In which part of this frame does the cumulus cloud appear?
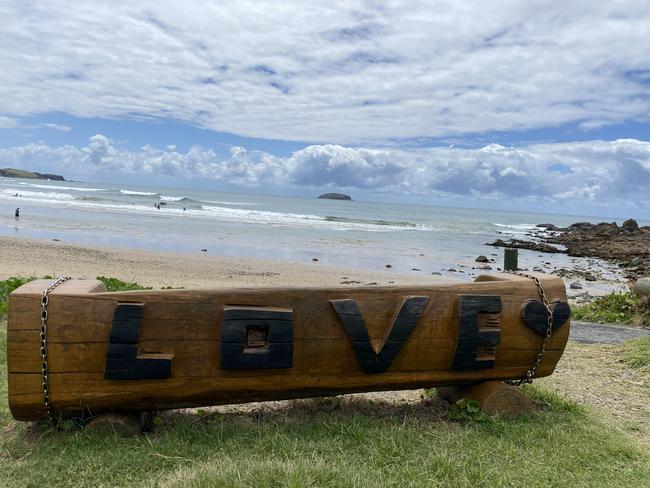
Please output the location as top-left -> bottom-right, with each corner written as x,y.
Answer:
1,1 -> 649,143
2,135 -> 649,212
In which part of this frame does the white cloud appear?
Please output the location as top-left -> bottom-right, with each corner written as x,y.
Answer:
0,116 -> 20,129
1,1 -> 649,143
41,123 -> 72,132
2,135 -> 649,213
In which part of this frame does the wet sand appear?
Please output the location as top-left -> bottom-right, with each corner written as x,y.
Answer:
0,236 -> 458,289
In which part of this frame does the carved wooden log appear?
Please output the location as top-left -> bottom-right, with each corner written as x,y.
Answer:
7,273 -> 570,421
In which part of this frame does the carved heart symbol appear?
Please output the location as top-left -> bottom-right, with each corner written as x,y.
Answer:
521,300 -> 571,336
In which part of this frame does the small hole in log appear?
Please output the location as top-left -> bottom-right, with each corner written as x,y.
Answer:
245,325 -> 269,349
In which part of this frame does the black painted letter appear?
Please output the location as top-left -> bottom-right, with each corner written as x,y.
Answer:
330,296 -> 429,374
220,307 -> 293,370
104,303 -> 172,380
451,295 -> 501,371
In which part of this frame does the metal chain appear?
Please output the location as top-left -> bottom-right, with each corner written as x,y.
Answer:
40,275 -> 71,421
505,271 -> 554,386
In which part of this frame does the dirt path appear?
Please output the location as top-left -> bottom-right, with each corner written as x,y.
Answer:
570,321 -> 650,344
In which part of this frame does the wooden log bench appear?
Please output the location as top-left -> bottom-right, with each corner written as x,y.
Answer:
7,273 -> 570,428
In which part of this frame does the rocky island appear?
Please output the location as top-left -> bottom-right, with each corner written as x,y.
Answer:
0,167 -> 65,181
317,192 -> 352,201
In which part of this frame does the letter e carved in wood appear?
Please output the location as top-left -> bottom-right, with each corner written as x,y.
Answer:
220,306 -> 293,370
330,296 -> 429,374
104,303 -> 173,380
451,295 -> 502,371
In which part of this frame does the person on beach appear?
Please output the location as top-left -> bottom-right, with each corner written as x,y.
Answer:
14,208 -> 19,220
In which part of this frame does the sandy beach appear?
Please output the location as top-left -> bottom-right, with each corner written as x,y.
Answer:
0,235 -> 457,289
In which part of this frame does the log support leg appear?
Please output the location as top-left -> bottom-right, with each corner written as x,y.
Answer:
85,412 -> 146,437
437,380 -> 535,417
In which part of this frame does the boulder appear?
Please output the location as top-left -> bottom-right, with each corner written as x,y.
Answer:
536,223 -> 557,230
475,255 -> 489,263
635,277 -> 650,296
622,218 -> 639,233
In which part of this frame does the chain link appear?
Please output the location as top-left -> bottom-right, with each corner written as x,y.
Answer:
505,271 -> 554,386
40,276 -> 71,421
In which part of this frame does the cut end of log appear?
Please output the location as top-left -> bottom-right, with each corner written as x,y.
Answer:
438,380 -> 536,417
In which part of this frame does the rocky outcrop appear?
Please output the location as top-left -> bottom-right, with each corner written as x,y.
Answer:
542,219 -> 650,278
317,193 -> 352,201
485,238 -> 564,254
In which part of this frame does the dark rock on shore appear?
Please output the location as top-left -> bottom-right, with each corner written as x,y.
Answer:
536,223 -> 558,230
485,238 -> 564,254
317,193 -> 352,201
475,255 -> 489,263
538,218 -> 650,278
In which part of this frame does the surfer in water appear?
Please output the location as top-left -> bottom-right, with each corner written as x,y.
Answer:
15,208 -> 20,220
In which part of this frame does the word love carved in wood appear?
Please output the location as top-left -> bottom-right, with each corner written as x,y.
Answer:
103,295 -> 570,379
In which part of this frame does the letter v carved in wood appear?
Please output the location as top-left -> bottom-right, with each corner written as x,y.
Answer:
330,296 -> 429,374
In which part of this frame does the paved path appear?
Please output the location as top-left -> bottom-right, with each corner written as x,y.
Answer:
570,321 -> 650,344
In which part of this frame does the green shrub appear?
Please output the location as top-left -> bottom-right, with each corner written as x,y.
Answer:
572,292 -> 639,324
0,277 -> 34,317
95,276 -> 151,292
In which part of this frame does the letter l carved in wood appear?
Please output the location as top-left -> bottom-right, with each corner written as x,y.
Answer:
330,296 -> 429,373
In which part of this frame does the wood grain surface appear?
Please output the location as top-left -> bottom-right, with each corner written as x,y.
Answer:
7,273 -> 570,420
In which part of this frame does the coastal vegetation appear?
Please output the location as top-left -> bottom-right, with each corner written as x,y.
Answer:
0,276 -> 648,486
0,167 -> 65,181
572,291 -> 650,327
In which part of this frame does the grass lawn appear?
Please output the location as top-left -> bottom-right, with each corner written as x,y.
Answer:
0,278 -> 649,487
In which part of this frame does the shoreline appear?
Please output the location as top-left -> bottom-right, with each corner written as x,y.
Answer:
0,235 -> 458,289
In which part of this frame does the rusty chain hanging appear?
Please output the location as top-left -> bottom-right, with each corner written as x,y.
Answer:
505,271 -> 555,386
40,276 -> 71,421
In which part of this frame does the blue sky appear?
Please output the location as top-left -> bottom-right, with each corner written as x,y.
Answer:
1,1 -> 650,217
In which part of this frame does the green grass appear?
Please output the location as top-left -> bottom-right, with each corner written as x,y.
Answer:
619,336 -> 650,370
1,279 -> 649,486
572,292 -> 649,326
0,168 -> 39,179
95,276 -> 152,292
0,360 -> 647,487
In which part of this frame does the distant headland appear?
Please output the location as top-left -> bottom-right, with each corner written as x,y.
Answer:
0,168 -> 65,181
317,192 -> 352,201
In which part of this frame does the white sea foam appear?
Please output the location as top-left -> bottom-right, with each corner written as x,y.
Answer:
160,195 -> 188,202
18,182 -> 104,192
119,189 -> 158,196
203,200 -> 256,206
492,223 -> 537,230
199,205 -> 431,231
492,222 -> 539,237
1,188 -> 75,201
0,186 -> 434,232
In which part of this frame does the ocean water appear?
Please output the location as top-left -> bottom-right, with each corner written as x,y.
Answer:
0,177 -> 639,282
